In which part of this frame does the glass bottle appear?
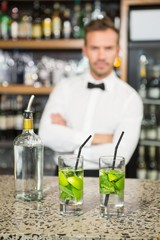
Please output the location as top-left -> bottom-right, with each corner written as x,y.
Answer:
42,7 -> 52,39
156,105 -> 160,141
0,0 -> 10,39
83,3 -> 92,26
62,8 -> 72,39
32,0 -> 42,39
137,145 -> 146,179
14,95 -> 44,201
146,146 -> 158,180
10,7 -> 19,40
91,0 -> 105,20
72,1 -> 84,39
147,65 -> 160,99
145,105 -> 157,140
52,2 -> 61,39
138,54 -> 148,99
18,14 -> 32,39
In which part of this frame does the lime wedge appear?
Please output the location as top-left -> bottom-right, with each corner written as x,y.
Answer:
60,191 -> 69,200
108,173 -> 117,182
72,187 -> 82,201
67,176 -> 83,190
100,169 -> 107,176
59,171 -> 69,186
115,177 -> 124,190
60,185 -> 74,200
108,170 -> 124,181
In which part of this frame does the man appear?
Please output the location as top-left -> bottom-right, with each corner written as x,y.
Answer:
39,16 -> 143,176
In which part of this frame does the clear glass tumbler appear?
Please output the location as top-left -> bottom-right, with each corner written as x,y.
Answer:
58,154 -> 84,216
99,156 -> 125,218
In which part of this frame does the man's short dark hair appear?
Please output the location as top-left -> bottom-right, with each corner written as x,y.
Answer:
84,16 -> 119,44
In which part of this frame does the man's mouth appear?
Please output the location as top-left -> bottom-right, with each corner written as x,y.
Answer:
95,61 -> 107,68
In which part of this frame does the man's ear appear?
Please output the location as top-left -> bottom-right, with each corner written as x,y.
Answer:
117,45 -> 120,57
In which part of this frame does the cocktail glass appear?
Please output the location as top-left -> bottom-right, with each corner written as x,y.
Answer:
99,156 -> 125,218
58,154 -> 84,216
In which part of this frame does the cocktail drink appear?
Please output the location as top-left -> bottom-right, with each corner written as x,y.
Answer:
99,156 -> 125,218
58,155 -> 84,216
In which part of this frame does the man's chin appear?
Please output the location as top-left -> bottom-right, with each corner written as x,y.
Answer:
94,70 -> 109,78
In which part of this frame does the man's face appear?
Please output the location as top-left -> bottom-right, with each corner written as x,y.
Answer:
83,29 -> 119,80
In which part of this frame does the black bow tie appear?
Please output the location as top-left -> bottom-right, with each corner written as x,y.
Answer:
87,82 -> 105,91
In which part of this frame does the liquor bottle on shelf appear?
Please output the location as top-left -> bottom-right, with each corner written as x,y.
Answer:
24,56 -> 38,86
62,8 -> 72,39
52,2 -> 61,39
147,65 -> 160,99
13,95 -> 44,201
72,0 -> 84,39
0,0 -> 10,39
140,104 -> 148,140
140,123 -> 146,140
18,14 -> 32,39
114,15 -> 120,30
156,105 -> 160,141
10,7 -> 19,40
146,146 -> 158,180
0,51 -> 11,85
138,54 -> 148,99
145,105 -> 157,140
32,0 -> 42,39
42,7 -> 52,39
83,3 -> 92,26
137,145 -> 147,179
16,55 -> 25,84
91,0 -> 105,20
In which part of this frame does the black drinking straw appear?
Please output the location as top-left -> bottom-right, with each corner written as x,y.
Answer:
75,135 -> 92,170
104,131 -> 125,206
112,131 -> 124,170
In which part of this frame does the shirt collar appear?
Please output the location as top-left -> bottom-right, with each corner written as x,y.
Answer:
84,70 -> 118,92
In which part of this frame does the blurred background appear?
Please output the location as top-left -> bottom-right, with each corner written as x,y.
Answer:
0,0 -> 160,179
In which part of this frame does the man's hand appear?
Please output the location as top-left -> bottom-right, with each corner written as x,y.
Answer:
50,113 -> 67,126
92,134 -> 113,145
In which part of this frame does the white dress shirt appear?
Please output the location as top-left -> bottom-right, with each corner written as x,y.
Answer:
39,70 -> 143,169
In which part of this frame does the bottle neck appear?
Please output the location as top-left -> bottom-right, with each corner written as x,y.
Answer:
23,118 -> 33,131
23,111 -> 34,131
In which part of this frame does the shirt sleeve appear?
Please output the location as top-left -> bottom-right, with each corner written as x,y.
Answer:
38,80 -> 92,152
80,92 -> 143,166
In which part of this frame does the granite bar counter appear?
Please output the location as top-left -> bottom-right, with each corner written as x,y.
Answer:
0,176 -> 159,240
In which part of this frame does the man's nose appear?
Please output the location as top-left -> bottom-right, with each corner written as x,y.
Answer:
98,49 -> 106,59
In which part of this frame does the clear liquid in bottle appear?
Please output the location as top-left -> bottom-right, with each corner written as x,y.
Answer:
13,95 -> 44,201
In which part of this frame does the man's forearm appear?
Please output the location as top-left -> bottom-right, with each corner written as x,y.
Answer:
50,114 -> 113,146
91,134 -> 113,145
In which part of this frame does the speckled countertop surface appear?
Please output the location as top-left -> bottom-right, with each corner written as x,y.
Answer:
0,176 -> 159,240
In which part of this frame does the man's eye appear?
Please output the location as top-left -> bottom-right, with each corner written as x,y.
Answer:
105,47 -> 113,51
91,47 -> 98,50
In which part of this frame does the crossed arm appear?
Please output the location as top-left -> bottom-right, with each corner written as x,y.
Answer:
50,113 -> 113,145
